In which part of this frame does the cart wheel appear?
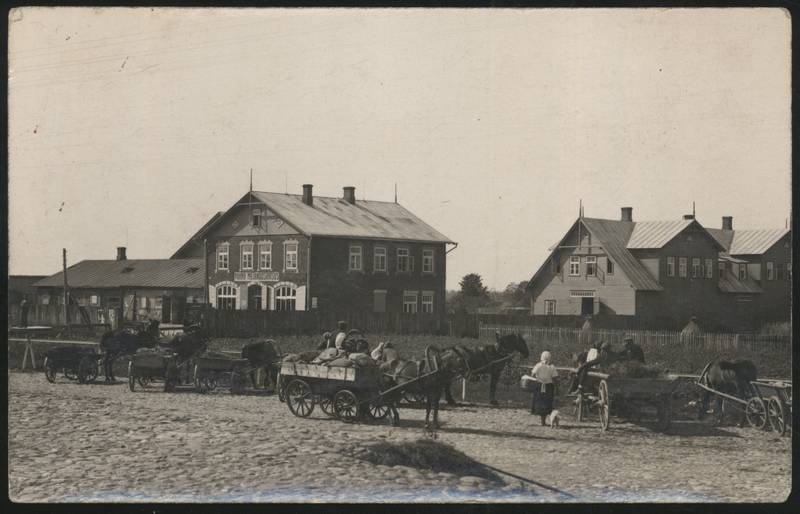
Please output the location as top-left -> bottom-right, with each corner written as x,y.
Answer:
77,356 -> 98,384
656,401 -> 672,432
318,396 -> 338,418
365,400 -> 391,421
745,397 -> 767,429
333,390 -> 360,422
402,391 -> 425,407
137,377 -> 152,388
286,379 -> 315,417
277,374 -> 286,402
767,396 -> 786,436
598,380 -> 610,431
44,357 -> 57,383
128,361 -> 136,392
64,368 -> 78,381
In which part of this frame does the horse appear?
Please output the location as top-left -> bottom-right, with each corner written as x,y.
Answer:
241,340 -> 281,389
379,345 -> 465,429
698,358 -> 758,426
99,319 -> 160,382
442,332 -> 530,406
158,324 -> 210,384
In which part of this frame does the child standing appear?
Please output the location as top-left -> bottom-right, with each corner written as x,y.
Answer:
530,351 -> 559,426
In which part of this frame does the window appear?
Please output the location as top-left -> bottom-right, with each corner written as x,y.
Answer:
240,242 -> 254,270
373,290 -> 387,313
40,294 -> 50,305
216,284 -> 237,310
373,246 -> 387,273
217,243 -> 229,271
570,290 -> 595,298
776,263 -> 784,281
606,259 -> 614,275
422,249 -> 434,274
585,256 -> 597,276
705,259 -> 713,279
397,248 -> 411,273
666,257 -> 675,277
421,291 -> 434,313
90,295 -> 99,306
186,296 -> 195,304
349,245 -> 363,271
284,242 -> 298,271
739,264 -> 747,280
718,261 -> 726,278
678,257 -> 688,278
569,256 -> 580,276
251,208 -> 262,227
258,241 -> 272,270
691,258 -> 702,278
139,297 -> 148,309
402,291 -> 418,313
275,285 -> 296,311
544,300 -> 556,315
766,261 -> 774,281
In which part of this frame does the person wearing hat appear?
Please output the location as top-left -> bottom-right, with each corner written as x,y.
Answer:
334,321 -> 348,350
622,334 -> 645,363
317,331 -> 334,350
530,351 -> 559,426
371,341 -> 400,364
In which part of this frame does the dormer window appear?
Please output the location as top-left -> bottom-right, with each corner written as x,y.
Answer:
252,208 -> 263,228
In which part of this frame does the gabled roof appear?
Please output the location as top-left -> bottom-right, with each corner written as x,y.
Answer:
34,259 -> 204,289
705,228 -> 789,255
718,270 -> 764,294
251,192 -> 453,243
171,211 -> 225,258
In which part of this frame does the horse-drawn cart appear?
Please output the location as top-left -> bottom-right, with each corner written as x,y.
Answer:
278,362 -> 395,423
572,370 -> 680,432
751,380 -> 792,436
128,350 -> 180,392
192,354 -> 255,394
43,346 -> 103,384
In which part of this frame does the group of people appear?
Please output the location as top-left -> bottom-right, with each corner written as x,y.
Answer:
526,334 -> 644,427
315,320 -> 399,364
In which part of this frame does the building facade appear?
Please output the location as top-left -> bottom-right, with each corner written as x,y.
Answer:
527,208 -> 790,331
172,185 -> 453,318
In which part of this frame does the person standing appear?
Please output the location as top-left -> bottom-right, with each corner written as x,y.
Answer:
530,351 -> 559,426
20,297 -> 29,328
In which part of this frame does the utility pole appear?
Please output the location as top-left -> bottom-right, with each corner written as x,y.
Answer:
62,248 -> 70,333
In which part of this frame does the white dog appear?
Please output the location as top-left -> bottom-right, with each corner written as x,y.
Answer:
547,410 -> 561,428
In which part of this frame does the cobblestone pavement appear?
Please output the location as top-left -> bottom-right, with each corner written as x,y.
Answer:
8,371 -> 791,503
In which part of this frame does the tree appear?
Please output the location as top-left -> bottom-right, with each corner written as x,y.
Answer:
503,281 -> 529,307
459,273 -> 489,298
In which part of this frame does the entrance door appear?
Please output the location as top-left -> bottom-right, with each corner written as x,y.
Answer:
581,297 -> 594,316
161,296 -> 171,323
248,284 -> 262,311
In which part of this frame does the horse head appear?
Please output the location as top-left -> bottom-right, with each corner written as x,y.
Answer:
496,332 -> 529,359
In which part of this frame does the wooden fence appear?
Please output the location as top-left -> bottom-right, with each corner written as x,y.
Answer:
8,304 -> 109,328
479,323 -> 792,354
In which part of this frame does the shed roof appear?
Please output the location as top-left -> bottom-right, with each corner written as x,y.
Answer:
250,192 -> 453,243
718,270 -> 764,294
34,259 -> 205,289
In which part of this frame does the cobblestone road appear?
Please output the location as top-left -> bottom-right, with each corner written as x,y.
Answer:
8,371 -> 791,503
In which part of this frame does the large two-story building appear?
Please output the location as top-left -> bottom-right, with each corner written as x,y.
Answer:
172,185 -> 455,317
526,207 -> 790,331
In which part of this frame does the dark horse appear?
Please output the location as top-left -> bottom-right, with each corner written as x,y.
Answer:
99,319 -> 161,382
380,346 -> 466,429
443,332 -> 530,406
698,358 -> 758,426
241,340 -> 281,389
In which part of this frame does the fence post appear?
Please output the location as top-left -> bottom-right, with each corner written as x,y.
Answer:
462,378 -> 466,401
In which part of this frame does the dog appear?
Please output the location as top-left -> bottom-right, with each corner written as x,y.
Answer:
547,410 -> 561,428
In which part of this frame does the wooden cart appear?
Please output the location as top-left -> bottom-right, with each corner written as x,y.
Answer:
43,346 -> 102,384
128,350 -> 180,392
750,379 -> 792,436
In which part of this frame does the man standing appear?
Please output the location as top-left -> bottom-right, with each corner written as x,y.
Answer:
20,297 -> 29,328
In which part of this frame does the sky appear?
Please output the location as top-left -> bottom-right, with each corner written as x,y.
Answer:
8,8 -> 791,290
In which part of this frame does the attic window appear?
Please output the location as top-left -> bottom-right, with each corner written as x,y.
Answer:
121,267 -> 134,273
186,267 -> 200,274
252,208 -> 262,227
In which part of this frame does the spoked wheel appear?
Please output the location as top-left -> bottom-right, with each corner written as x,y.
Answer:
77,356 -> 99,384
128,361 -> 136,392
137,377 -> 152,388
44,357 -> 58,383
365,399 -> 392,422
277,374 -> 286,402
767,396 -> 787,436
318,395 -> 338,418
286,379 -> 315,417
333,390 -> 360,422
745,397 -> 768,430
598,380 -> 610,431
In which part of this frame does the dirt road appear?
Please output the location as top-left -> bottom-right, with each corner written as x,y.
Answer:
8,371 -> 790,503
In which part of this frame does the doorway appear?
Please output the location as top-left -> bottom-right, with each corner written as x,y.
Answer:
248,284 -> 263,311
581,297 -> 594,316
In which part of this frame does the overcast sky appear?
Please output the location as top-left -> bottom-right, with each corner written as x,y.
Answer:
8,8 -> 791,290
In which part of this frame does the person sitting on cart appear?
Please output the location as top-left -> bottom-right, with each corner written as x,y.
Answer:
370,341 -> 400,364
530,351 -> 559,426
317,331 -> 334,350
334,321 -> 348,350
568,340 -> 605,394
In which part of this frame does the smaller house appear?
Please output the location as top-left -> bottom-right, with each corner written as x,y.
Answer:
33,247 -> 204,327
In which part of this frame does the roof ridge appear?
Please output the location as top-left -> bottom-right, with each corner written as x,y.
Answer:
254,190 -> 398,205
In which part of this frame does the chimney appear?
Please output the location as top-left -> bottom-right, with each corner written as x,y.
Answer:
620,207 -> 633,222
343,186 -> 356,204
722,216 -> 733,231
302,184 -> 313,206
116,247 -> 127,261
683,214 -> 694,220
